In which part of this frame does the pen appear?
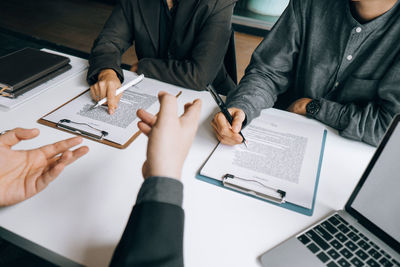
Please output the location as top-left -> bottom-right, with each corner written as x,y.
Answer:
206,84 -> 248,147
90,74 -> 145,110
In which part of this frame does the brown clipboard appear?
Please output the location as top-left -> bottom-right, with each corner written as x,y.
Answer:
38,89 -> 182,149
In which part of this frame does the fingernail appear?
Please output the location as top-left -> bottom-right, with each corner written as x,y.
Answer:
109,108 -> 115,115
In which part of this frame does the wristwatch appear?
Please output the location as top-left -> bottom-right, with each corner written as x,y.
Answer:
306,99 -> 321,118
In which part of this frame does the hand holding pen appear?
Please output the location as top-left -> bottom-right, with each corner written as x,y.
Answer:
90,74 -> 144,113
207,85 -> 248,147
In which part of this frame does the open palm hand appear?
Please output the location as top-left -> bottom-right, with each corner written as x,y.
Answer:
0,128 -> 88,206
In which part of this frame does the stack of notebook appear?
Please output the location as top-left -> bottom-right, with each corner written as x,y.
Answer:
0,48 -> 71,98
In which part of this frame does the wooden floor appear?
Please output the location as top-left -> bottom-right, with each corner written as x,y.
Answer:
0,0 -> 262,81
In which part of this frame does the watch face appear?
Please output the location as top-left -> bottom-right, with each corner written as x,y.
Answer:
306,100 -> 321,117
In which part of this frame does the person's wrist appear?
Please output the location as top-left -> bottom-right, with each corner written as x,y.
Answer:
144,173 -> 180,181
143,164 -> 182,181
145,169 -> 181,180
98,69 -> 117,80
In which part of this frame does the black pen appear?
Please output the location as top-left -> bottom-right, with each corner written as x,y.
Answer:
206,84 -> 248,147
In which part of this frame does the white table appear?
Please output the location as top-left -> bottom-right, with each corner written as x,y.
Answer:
0,71 -> 376,267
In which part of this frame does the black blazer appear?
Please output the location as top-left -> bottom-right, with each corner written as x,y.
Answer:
110,201 -> 184,267
88,0 -> 237,95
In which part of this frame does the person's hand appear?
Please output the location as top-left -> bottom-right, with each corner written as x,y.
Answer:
130,62 -> 138,73
287,98 -> 312,115
90,69 -> 122,115
137,92 -> 202,179
0,128 -> 89,206
211,108 -> 246,146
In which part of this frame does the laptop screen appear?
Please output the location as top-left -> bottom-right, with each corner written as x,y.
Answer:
346,115 -> 400,253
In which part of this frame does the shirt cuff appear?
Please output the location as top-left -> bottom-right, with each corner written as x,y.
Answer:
226,101 -> 252,126
136,176 -> 183,207
314,98 -> 346,130
225,84 -> 275,126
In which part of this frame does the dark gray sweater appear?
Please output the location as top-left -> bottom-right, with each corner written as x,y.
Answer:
227,0 -> 400,146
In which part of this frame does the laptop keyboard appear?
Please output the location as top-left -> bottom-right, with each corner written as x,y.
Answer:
297,214 -> 399,267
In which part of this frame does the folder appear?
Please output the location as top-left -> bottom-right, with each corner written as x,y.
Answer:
0,49 -> 88,111
0,48 -> 71,98
196,109 -> 327,216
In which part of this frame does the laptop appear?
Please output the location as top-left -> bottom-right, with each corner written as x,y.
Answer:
261,115 -> 400,267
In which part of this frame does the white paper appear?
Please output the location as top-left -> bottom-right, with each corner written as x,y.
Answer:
43,70 -> 182,145
0,49 -> 88,111
200,109 -> 325,209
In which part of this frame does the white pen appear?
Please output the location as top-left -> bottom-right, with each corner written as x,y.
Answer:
89,74 -> 145,110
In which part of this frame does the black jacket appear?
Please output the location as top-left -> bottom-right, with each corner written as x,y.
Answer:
87,0 -> 237,95
110,202 -> 184,267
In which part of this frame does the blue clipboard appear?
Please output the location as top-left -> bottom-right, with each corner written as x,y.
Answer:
196,130 -> 327,216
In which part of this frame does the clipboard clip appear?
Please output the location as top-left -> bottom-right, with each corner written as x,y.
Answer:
56,119 -> 108,140
222,174 -> 286,204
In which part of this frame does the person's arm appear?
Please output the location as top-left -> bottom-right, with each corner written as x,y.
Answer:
314,57 -> 400,146
225,0 -> 301,123
110,92 -> 202,267
87,0 -> 134,85
212,0 -> 301,145
109,177 -> 184,267
86,0 -> 134,114
0,128 -> 88,206
137,0 -> 236,90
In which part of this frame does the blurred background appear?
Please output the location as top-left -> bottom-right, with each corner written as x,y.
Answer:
0,0 -> 288,81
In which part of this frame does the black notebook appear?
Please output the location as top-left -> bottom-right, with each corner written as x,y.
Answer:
0,48 -> 71,98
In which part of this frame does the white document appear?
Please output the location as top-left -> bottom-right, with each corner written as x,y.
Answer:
200,109 -> 326,209
0,49 -> 88,111
42,70 -> 182,145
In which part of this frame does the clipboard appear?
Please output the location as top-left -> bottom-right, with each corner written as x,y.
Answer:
196,130 -> 327,216
38,89 -> 140,149
38,89 -> 182,149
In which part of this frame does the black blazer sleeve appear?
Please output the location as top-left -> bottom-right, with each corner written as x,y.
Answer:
137,0 -> 236,90
87,0 -> 134,85
109,202 -> 184,267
